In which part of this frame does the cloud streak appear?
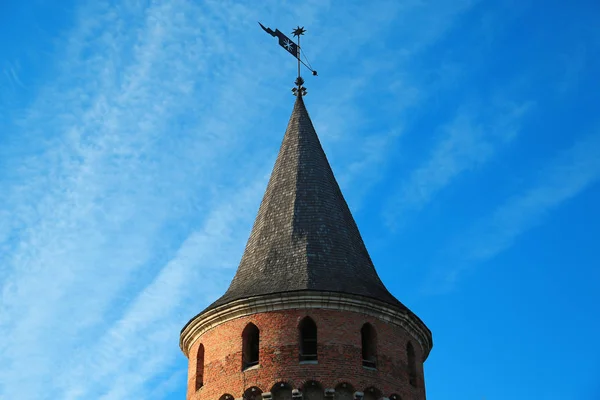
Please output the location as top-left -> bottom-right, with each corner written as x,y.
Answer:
0,0 -> 486,398
384,98 -> 533,229
0,1 -> 278,398
55,177 -> 268,400
466,131 -> 600,261
435,130 -> 600,291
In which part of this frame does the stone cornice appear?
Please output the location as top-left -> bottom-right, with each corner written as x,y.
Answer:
180,291 -> 432,360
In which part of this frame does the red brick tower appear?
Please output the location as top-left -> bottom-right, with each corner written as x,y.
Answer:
180,93 -> 433,400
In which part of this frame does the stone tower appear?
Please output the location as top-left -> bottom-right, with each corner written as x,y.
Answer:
180,94 -> 433,400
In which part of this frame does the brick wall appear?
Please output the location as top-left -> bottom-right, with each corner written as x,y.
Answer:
186,308 -> 426,400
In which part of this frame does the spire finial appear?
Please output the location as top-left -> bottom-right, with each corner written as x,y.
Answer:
258,22 -> 317,96
292,26 -> 307,97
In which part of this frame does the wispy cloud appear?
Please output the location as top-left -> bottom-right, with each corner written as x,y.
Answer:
0,0 -> 485,398
0,0 -> 280,398
55,177 -> 268,400
384,98 -> 533,229
430,130 -> 600,292
310,0 -> 481,212
2,60 -> 26,90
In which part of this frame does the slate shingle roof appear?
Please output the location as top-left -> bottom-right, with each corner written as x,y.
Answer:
200,94 -> 408,313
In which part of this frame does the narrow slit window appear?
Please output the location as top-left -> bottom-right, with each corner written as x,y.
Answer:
361,323 -> 377,369
407,341 -> 417,387
196,344 -> 204,390
242,323 -> 260,370
299,316 -> 318,361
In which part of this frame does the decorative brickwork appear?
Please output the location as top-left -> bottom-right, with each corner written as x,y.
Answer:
186,308 -> 426,400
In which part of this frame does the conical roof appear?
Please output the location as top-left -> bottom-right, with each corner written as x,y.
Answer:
204,94 -> 406,312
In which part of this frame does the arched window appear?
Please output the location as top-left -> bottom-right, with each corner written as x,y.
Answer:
242,323 -> 260,370
271,381 -> 293,400
407,341 -> 417,387
195,343 -> 204,390
244,387 -> 263,400
361,323 -> 377,368
363,387 -> 382,400
333,382 -> 354,400
302,380 -> 324,400
299,316 -> 318,361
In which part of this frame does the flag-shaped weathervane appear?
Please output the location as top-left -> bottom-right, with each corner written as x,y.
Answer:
259,22 -> 318,96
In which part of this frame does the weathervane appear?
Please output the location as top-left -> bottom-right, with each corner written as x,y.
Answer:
258,22 -> 318,96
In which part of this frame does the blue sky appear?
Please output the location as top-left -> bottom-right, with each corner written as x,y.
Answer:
1,0 -> 599,399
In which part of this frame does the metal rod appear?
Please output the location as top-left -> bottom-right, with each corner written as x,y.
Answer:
297,34 -> 301,85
